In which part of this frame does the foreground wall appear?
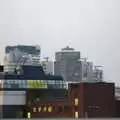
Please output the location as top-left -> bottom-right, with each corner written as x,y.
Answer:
68,82 -> 116,118
115,100 -> 120,117
0,91 -> 26,118
26,89 -> 69,118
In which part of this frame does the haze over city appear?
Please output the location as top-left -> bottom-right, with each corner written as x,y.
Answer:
0,0 -> 120,86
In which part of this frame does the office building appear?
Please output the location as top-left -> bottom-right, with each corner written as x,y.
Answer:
4,45 -> 41,73
54,46 -> 82,82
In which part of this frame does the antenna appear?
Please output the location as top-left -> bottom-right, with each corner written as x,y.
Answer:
68,40 -> 72,47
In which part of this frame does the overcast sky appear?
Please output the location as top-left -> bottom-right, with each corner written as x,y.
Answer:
0,0 -> 120,86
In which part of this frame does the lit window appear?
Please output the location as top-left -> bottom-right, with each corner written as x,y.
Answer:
75,111 -> 79,118
33,107 -> 37,112
38,107 -> 41,112
43,106 -> 47,112
48,106 -> 52,112
74,98 -> 79,106
27,112 -> 31,119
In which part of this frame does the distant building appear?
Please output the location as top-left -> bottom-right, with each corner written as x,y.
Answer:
92,66 -> 103,82
54,46 -> 82,82
4,45 -> 41,73
41,58 -> 54,75
81,59 -> 93,82
54,46 -> 103,83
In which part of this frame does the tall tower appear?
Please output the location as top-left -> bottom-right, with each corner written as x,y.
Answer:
54,46 -> 81,82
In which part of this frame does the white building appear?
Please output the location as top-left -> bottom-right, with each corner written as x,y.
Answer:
81,58 -> 93,82
41,60 -> 54,75
92,66 -> 103,82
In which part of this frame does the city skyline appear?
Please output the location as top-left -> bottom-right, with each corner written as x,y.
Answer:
0,0 -> 120,86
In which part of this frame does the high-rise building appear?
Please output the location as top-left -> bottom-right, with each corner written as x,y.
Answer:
54,46 -> 82,82
4,45 -> 41,73
54,46 -> 103,83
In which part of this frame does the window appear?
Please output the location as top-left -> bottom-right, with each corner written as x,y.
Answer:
48,106 -> 52,112
63,106 -> 69,112
14,80 -> 18,84
75,111 -> 79,118
7,80 -> 10,84
33,107 -> 37,112
7,84 -> 11,88
58,106 -> 62,113
43,106 -> 47,112
10,80 -> 14,84
74,98 -> 79,106
38,107 -> 41,112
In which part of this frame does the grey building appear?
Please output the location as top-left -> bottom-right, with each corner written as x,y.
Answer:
54,46 -> 103,83
4,45 -> 41,73
54,46 -> 82,82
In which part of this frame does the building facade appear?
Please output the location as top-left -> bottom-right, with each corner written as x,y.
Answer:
54,46 -> 103,83
0,64 -> 119,118
0,65 -> 67,118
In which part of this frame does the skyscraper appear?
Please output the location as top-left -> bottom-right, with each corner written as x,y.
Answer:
54,46 -> 103,83
54,46 -> 82,82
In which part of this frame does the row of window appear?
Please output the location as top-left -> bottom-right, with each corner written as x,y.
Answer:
32,106 -> 53,113
2,79 -> 67,89
32,106 -> 69,113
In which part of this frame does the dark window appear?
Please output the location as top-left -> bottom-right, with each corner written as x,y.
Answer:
58,106 -> 62,113
71,84 -> 79,88
63,106 -> 69,112
74,106 -> 79,111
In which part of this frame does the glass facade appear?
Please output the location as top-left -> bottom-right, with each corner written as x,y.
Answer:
3,79 -> 67,89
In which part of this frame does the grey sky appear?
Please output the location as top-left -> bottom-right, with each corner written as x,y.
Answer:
0,0 -> 120,86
